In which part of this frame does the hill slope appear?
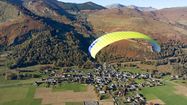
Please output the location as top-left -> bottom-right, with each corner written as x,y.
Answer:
0,0 -> 187,67
0,0 -> 95,67
155,7 -> 187,35
86,8 -> 187,61
87,8 -> 187,41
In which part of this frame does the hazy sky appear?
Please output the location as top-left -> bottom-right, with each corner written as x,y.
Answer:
58,0 -> 187,9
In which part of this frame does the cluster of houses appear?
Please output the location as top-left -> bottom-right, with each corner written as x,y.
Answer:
34,65 -> 165,105
92,66 -> 164,104
126,93 -> 146,105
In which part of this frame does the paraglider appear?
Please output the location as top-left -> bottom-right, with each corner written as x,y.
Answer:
88,31 -> 161,59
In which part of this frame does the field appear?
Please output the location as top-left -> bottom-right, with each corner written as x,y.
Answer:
65,102 -> 83,105
173,80 -> 187,86
1,77 -> 187,105
0,62 -> 41,105
35,85 -> 98,105
140,82 -> 187,105
0,82 -> 94,105
0,82 -> 92,105
0,86 -> 41,105
53,82 -> 87,92
120,67 -> 148,73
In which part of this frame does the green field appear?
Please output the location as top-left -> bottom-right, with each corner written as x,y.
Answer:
65,102 -> 83,105
0,81 -> 87,105
120,67 -> 148,73
0,86 -> 41,105
0,86 -> 28,104
53,82 -> 87,92
0,56 -> 43,105
173,80 -> 187,86
1,79 -> 187,105
140,82 -> 187,105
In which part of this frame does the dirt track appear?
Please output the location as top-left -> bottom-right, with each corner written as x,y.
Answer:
147,99 -> 165,105
175,84 -> 187,97
99,99 -> 114,105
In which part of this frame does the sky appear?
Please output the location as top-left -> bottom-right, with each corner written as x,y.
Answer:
58,0 -> 187,9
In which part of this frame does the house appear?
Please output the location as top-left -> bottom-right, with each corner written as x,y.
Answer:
99,91 -> 106,94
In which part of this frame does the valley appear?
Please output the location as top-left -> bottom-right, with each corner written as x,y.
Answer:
0,0 -> 187,105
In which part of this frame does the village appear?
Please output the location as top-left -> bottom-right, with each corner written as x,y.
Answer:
33,63 -> 168,105
1,40 -> 187,105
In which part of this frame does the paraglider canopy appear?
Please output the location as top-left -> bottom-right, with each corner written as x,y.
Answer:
88,31 -> 161,59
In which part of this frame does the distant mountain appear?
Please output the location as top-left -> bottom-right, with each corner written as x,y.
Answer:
87,7 -> 187,41
57,1 -> 106,12
106,4 -> 126,9
106,4 -> 156,11
155,7 -> 187,36
156,7 -> 187,24
128,5 -> 156,11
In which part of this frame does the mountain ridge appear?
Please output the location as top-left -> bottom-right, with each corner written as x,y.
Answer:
106,3 -> 156,11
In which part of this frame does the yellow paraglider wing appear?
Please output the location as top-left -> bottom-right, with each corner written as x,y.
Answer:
88,31 -> 161,59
